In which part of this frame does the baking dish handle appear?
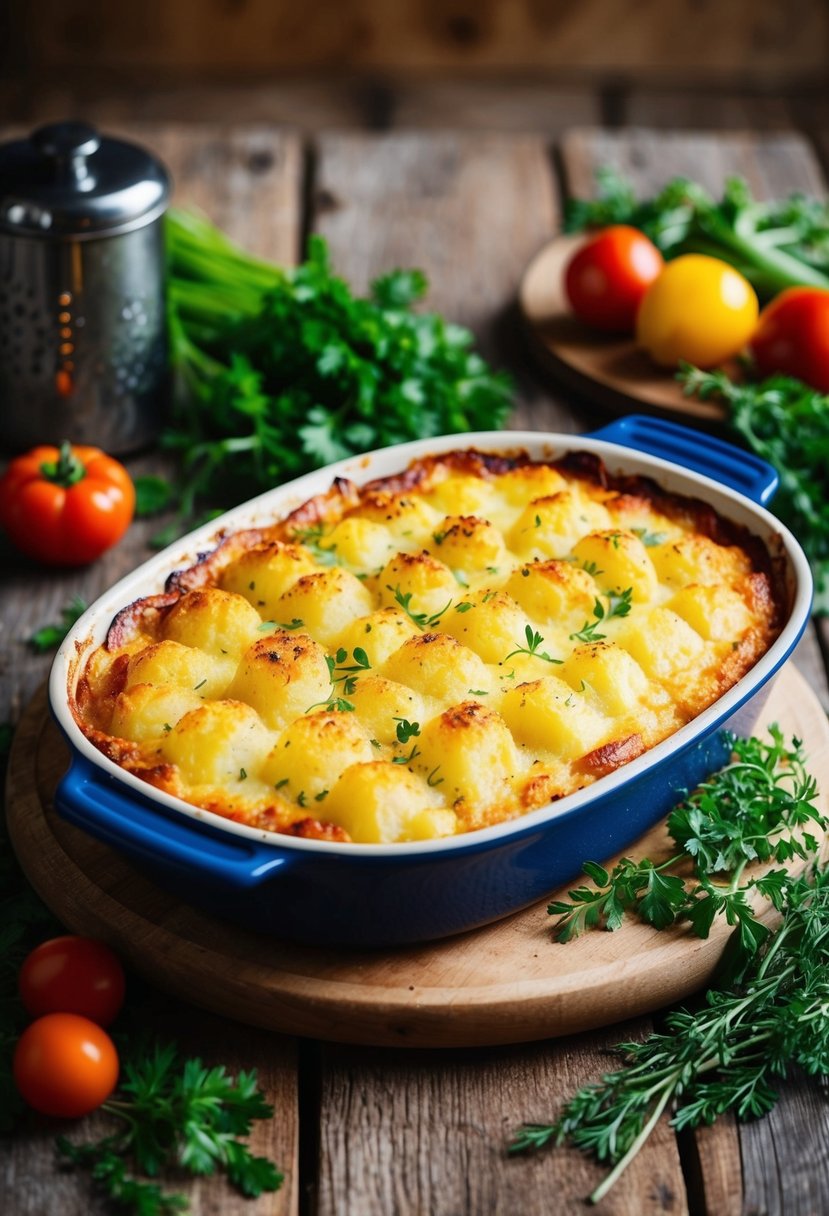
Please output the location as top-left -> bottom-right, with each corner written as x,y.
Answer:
586,414 -> 778,506
55,756 -> 291,890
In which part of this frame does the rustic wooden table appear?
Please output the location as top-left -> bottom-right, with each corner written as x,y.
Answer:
3,122 -> 829,1216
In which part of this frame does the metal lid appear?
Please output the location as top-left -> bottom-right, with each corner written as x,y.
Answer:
0,121 -> 172,238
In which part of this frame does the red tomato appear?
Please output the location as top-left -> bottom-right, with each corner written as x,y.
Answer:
0,441 -> 135,566
564,225 -> 664,333
19,936 -> 125,1027
749,287 -> 829,392
13,1013 -> 119,1118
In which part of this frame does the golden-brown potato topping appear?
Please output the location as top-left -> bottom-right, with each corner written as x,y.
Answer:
75,447 -> 783,844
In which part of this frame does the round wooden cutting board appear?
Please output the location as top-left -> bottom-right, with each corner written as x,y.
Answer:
519,234 -> 729,422
7,665 -> 827,1049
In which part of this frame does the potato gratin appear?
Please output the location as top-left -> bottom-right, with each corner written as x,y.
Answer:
73,449 -> 783,844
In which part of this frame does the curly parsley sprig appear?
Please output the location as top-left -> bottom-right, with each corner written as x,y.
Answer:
548,727 -> 824,956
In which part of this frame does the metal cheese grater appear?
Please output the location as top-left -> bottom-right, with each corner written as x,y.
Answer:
0,121 -> 172,454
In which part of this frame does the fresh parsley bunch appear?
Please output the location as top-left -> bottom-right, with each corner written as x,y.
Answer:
548,726 -> 824,957
160,210 -> 513,531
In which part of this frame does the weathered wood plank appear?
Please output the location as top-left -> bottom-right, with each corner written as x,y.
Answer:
0,124 -> 305,1216
12,76 -> 378,132
16,0 -> 829,80
314,1027 -> 689,1216
620,89 -> 797,131
310,131 -> 583,433
560,127 -> 827,202
561,125 -> 829,1216
4,1013 -> 299,1216
391,79 -> 600,133
739,1075 -> 829,1216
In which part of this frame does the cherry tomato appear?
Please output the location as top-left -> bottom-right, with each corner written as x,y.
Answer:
636,254 -> 758,368
0,441 -> 135,566
19,936 -> 126,1027
13,1013 -> 119,1118
564,225 -> 664,333
749,287 -> 829,392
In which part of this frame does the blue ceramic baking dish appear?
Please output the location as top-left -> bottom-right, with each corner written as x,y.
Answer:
50,416 -> 813,947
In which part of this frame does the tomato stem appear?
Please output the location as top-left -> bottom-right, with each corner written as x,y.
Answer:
39,441 -> 87,488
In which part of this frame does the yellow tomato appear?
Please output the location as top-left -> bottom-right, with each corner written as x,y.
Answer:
636,254 -> 759,368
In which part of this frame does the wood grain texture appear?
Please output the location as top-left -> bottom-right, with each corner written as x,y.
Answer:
0,123 -> 305,1216
314,1025 -> 690,1216
560,126 -> 827,204
310,130 -> 581,433
2,1010 -> 299,1216
14,0 -> 829,79
738,1074 -> 829,1216
12,76 -> 380,132
391,78 -> 600,132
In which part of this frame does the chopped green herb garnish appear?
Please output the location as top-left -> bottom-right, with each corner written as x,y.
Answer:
389,584 -> 453,629
393,718 -> 421,745
504,625 -> 561,665
569,588 -> 633,644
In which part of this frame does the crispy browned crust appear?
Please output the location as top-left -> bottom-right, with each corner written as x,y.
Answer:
576,733 -> 646,778
92,448 -> 788,648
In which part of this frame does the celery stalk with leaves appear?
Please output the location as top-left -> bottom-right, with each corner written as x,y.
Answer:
160,210 -> 513,532
566,169 -> 829,299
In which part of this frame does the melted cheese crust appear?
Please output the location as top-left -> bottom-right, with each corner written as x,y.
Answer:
74,449 -> 783,845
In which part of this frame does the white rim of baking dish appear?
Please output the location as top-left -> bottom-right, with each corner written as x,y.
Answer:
50,428 -> 814,858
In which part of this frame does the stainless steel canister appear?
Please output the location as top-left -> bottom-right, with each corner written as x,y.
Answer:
0,121 -> 172,453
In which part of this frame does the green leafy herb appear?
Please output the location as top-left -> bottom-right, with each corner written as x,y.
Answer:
548,727 -> 823,952
512,730 -> 829,1200
632,527 -> 666,548
679,363 -> 829,612
289,524 -> 340,567
258,618 -> 304,631
504,625 -> 561,665
389,584 -> 453,629
27,595 -> 87,653
57,1044 -> 282,1214
163,210 -> 513,530
566,169 -> 829,299
512,864 -> 829,1203
427,766 -> 444,787
133,475 -> 174,518
569,588 -> 633,644
393,718 -> 421,745
392,745 -> 422,767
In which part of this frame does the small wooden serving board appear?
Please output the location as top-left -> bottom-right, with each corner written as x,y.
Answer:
519,234 -> 729,422
7,665 -> 827,1049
